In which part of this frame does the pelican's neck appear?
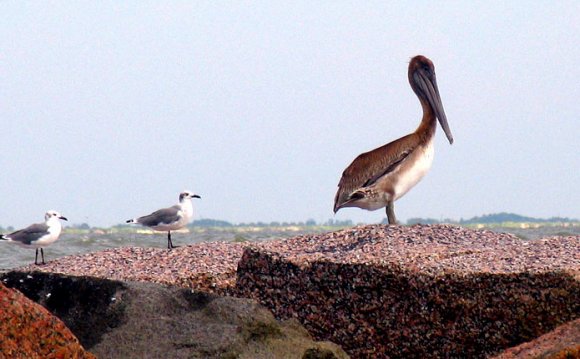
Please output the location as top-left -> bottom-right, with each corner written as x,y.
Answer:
415,98 -> 437,143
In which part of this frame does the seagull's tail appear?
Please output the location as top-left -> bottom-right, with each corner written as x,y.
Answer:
0,234 -> 7,241
126,219 -> 137,224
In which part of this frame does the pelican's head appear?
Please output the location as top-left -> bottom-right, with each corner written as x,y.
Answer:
45,210 -> 68,221
409,55 -> 453,144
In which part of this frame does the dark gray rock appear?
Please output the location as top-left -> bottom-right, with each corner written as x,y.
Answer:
1,271 -> 348,359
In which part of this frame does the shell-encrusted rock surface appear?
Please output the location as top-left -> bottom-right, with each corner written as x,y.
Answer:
17,241 -> 245,294
235,224 -> 579,358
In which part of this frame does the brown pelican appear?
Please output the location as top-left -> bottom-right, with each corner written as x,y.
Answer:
333,55 -> 453,224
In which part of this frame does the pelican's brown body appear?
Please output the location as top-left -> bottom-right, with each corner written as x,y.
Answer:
333,55 -> 453,224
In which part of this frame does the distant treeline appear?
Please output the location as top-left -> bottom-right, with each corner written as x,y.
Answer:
2,213 -> 577,232
406,212 -> 579,225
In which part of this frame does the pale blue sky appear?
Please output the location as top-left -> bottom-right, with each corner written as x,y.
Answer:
1,2 -> 579,227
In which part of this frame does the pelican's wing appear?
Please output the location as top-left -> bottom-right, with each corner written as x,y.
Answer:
334,133 -> 421,211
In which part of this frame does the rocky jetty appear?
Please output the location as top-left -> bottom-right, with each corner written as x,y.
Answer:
3,224 -> 579,358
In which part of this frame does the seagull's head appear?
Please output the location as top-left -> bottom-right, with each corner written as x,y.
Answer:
179,191 -> 201,202
45,210 -> 68,221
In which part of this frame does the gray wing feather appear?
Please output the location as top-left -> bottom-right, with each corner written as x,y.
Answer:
137,205 -> 181,227
7,223 -> 50,245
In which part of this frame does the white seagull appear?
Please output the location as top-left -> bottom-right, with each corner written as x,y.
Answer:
126,191 -> 201,249
0,210 -> 68,265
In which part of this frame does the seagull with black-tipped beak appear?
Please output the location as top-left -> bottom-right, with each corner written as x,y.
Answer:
126,191 -> 201,249
0,210 -> 68,265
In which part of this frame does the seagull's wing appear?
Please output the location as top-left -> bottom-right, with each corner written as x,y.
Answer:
6,223 -> 50,245
137,205 -> 181,227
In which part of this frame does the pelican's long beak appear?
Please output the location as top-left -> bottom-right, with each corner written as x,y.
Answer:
415,72 -> 454,144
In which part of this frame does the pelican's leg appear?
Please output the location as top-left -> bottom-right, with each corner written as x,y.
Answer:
35,248 -> 39,265
386,201 -> 397,225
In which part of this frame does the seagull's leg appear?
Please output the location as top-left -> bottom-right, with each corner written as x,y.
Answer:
168,231 -> 180,249
35,248 -> 39,265
41,248 -> 45,265
386,201 -> 397,225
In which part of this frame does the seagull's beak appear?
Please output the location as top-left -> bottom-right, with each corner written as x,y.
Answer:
60,216 -> 68,221
193,194 -> 201,199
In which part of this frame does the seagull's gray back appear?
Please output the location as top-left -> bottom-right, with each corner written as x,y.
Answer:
6,222 -> 50,245
137,205 -> 181,227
